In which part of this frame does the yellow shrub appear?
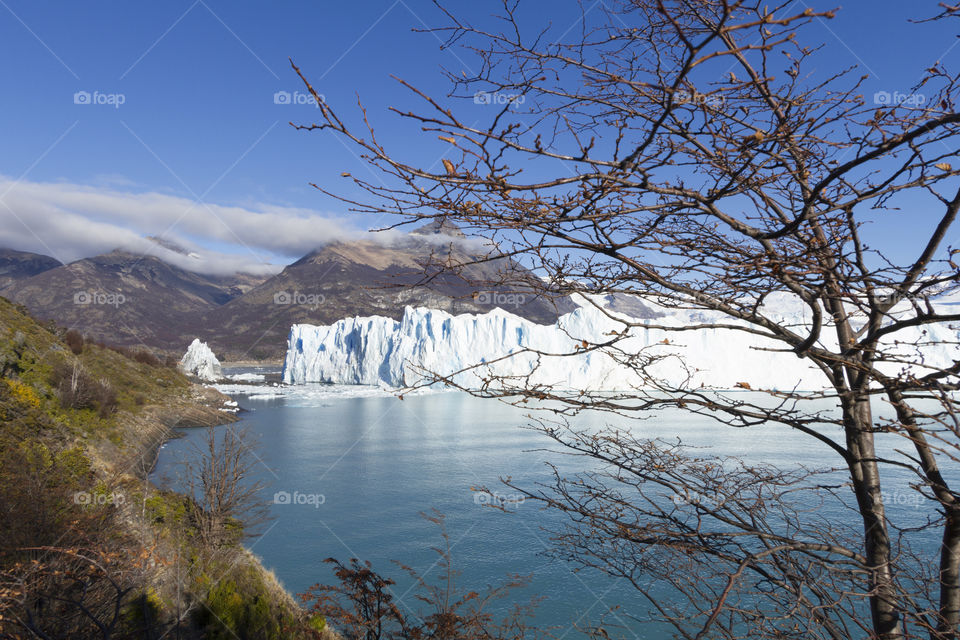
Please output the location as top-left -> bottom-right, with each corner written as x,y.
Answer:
5,378 -> 40,408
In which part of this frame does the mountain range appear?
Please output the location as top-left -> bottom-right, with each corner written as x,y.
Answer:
0,222 -> 568,360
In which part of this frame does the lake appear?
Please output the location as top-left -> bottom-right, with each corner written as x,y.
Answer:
152,374 -> 937,638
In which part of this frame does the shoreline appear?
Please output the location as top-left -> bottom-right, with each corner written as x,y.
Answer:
129,383 -> 240,481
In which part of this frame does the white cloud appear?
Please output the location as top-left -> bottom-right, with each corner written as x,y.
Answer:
0,176 -> 371,275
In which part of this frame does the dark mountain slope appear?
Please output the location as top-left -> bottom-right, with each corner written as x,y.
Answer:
3,250 -> 263,350
0,248 -> 62,291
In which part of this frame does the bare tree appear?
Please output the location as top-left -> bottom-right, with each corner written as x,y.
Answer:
290,1 -> 960,638
182,426 -> 269,549
0,545 -> 154,640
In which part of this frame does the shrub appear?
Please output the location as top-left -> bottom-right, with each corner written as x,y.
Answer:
124,589 -> 165,636
0,442 -> 95,552
50,361 -> 118,417
144,492 -> 189,529
4,379 -> 41,408
195,566 -> 287,640
88,340 -> 165,368
133,350 -> 162,367
51,361 -> 95,411
108,345 -> 133,359
63,329 -> 84,355
93,380 -> 118,418
1,331 -> 27,378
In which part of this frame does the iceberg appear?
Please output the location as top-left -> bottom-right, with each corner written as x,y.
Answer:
281,295 -> 960,391
226,373 -> 267,383
179,338 -> 223,382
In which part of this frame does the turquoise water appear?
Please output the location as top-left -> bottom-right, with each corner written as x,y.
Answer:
152,381 -> 936,637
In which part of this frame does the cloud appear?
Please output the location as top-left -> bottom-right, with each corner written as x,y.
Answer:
0,176 -> 371,275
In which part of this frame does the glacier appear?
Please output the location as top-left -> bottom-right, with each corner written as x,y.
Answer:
179,338 -> 223,382
281,296 -> 960,391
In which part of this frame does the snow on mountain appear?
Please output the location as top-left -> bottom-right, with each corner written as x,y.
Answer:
281,295 -> 960,391
179,338 -> 223,382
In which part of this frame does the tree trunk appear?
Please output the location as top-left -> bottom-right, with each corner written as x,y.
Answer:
939,509 -> 960,639
843,392 -> 903,639
888,390 -> 960,637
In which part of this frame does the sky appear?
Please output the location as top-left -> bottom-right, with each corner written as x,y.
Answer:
0,1 -> 957,274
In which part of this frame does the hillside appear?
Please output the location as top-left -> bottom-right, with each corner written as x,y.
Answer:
0,297 -> 322,639
0,248 -> 62,291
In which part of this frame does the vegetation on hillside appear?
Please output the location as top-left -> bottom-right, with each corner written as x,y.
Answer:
0,297 -> 318,639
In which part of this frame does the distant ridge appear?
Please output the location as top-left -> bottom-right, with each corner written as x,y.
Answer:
0,248 -> 62,291
0,222 -> 569,360
2,250 -> 264,350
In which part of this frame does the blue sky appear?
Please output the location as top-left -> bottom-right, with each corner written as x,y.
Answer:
0,1 -> 957,272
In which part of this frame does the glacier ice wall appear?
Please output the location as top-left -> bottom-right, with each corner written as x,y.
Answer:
281,297 -> 959,391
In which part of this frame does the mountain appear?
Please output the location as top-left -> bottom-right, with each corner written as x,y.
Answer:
281,295 -> 960,391
195,224 -> 569,360
0,248 -> 62,291
2,250 -> 266,349
0,223 -> 569,360
409,218 -> 467,238
602,293 -> 661,319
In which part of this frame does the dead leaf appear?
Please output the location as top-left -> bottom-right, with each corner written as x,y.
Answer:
734,381 -> 752,390
935,162 -> 953,171
442,159 -> 456,176
438,135 -> 456,144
